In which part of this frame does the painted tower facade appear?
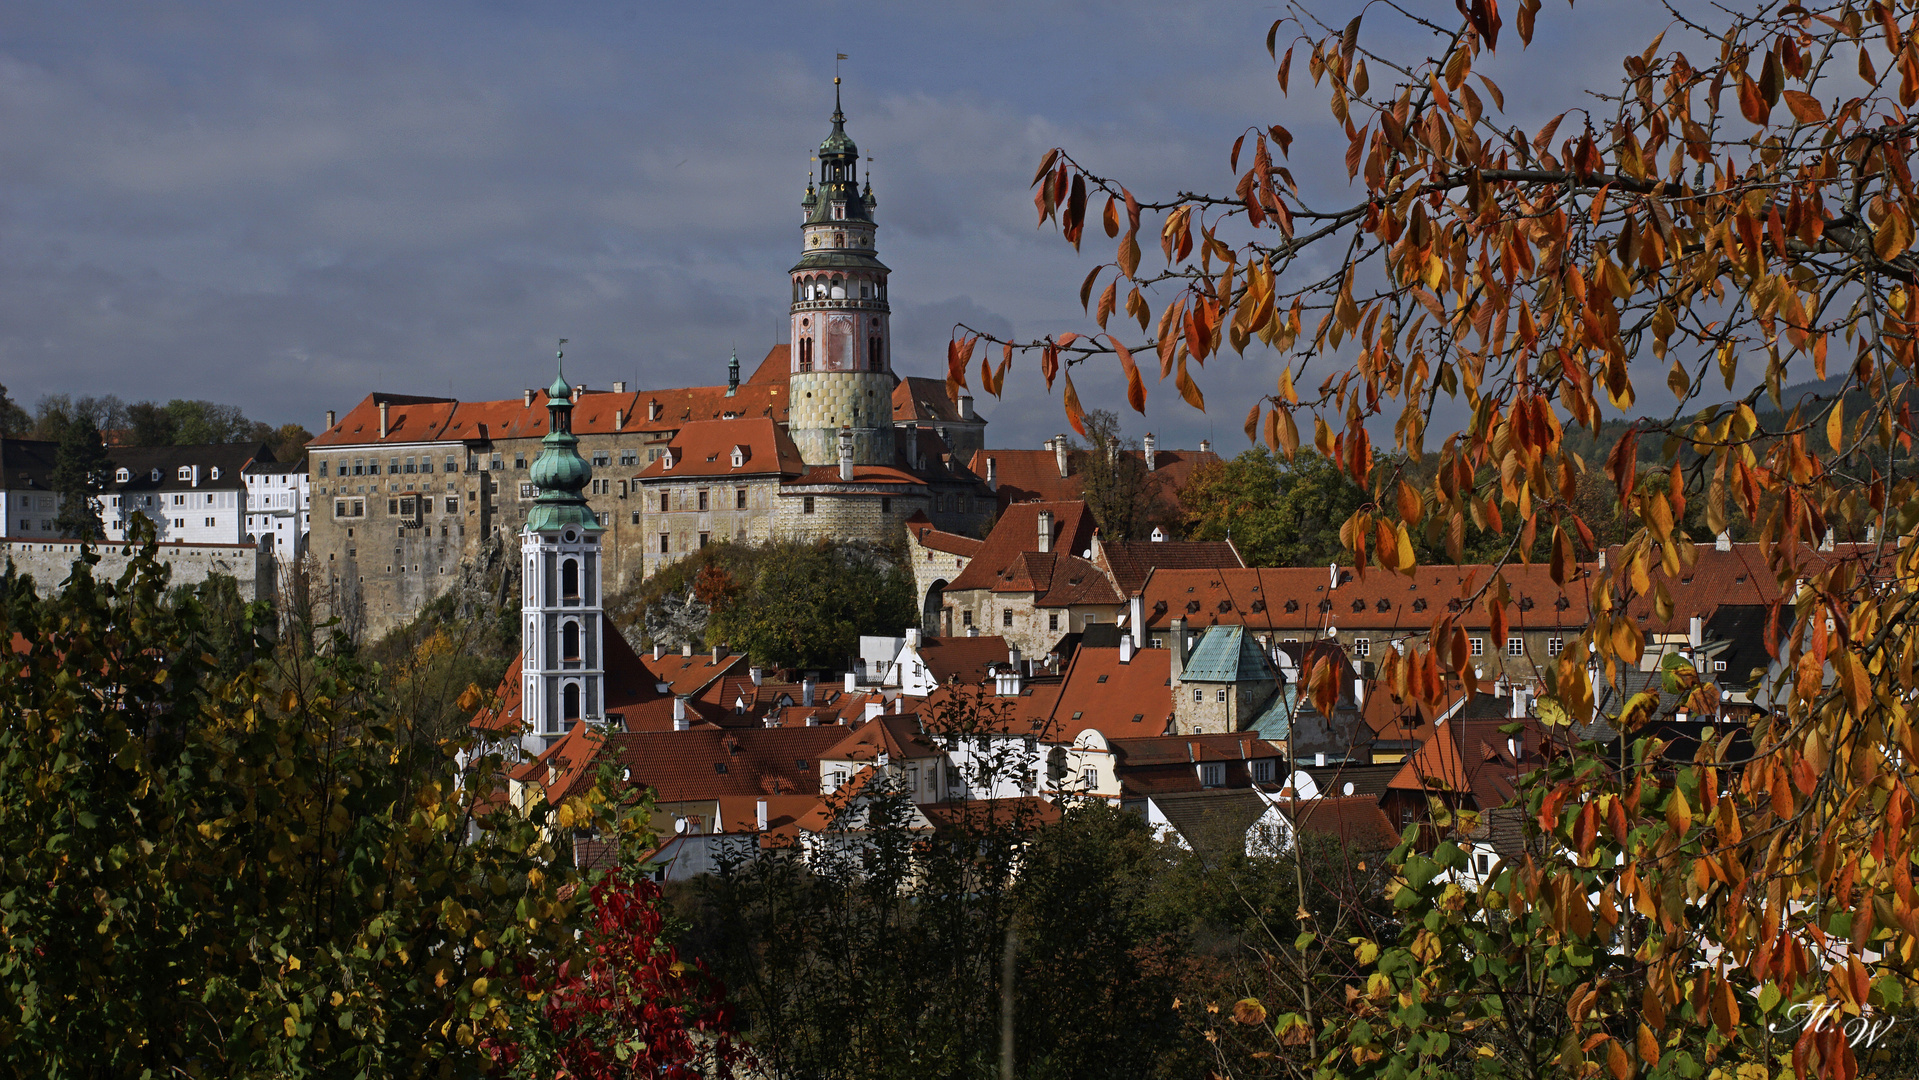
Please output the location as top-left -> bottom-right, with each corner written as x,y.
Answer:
788,80 -> 897,467
520,349 -> 607,753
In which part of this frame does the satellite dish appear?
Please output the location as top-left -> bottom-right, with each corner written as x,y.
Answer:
622,766 -> 632,783
674,817 -> 687,834
1343,782 -> 1355,796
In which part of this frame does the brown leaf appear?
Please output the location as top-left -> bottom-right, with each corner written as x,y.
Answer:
1117,231 -> 1141,280
1062,372 -> 1087,437
1783,89 -> 1826,123
1396,480 -> 1422,525
1875,206 -> 1914,260
1276,408 -> 1299,457
1102,195 -> 1120,239
1737,74 -> 1769,125
1096,280 -> 1117,330
1176,354 -> 1205,412
1112,338 -> 1145,413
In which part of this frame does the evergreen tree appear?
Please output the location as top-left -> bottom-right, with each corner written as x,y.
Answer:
49,415 -> 109,540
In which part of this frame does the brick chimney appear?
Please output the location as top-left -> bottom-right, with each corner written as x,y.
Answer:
1055,434 -> 1070,478
1037,509 -> 1053,553
325,410 -> 336,430
377,401 -> 389,439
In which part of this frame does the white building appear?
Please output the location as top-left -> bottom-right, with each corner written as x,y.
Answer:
100,445 -> 266,546
0,439 -> 62,538
245,457 -> 310,558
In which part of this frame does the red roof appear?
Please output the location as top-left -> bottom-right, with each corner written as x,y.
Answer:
640,649 -> 750,698
1611,541 -> 1886,632
908,513 -> 984,558
821,716 -> 940,762
1096,538 -> 1243,596
787,463 -> 927,486
746,345 -> 790,385
915,680 -> 1066,736
636,417 -> 804,480
915,634 -> 1014,688
1047,646 -> 1174,739
604,726 -> 851,803
1279,795 -> 1400,849
969,446 -> 1220,510
947,501 -> 1101,593
1387,717 -> 1537,808
920,796 -> 1062,832
892,376 -> 975,424
309,381 -> 789,449
1139,564 -> 1592,634
1109,733 -> 1283,765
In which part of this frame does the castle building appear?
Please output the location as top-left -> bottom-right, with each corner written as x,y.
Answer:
306,81 -> 991,637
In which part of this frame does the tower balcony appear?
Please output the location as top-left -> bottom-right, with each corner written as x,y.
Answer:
790,298 -> 889,314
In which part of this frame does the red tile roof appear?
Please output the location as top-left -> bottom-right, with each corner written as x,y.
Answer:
1139,564 -> 1593,634
970,446 -> 1220,511
915,634 -> 1014,688
1387,717 -> 1536,809
908,513 -> 984,558
635,417 -> 804,480
639,650 -> 750,698
915,680 -> 1067,737
921,796 -> 1063,832
746,345 -> 790,385
1611,541 -> 1886,633
787,463 -> 928,486
604,726 -> 851,803
947,501 -> 1101,592
1097,538 -> 1244,596
1046,646 -> 1175,739
1109,733 -> 1283,766
892,376 -> 975,424
820,716 -> 940,762
309,381 -> 789,450
1278,795 -> 1400,849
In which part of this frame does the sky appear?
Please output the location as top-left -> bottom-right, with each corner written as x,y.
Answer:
0,0 -> 1678,451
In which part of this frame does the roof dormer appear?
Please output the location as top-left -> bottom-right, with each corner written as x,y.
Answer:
731,445 -> 749,468
115,468 -> 130,483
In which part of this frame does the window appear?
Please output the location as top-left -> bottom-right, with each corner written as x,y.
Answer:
490,454 -> 503,471
881,496 -> 891,513
514,453 -> 526,469
1082,768 -> 1097,789
659,534 -> 670,554
961,610 -> 972,627
1469,637 -> 1485,656
561,559 -> 580,599
736,488 -> 747,509
1192,688 -> 1203,703
1251,759 -> 1274,783
659,492 -> 670,512
1199,763 -> 1225,787
562,621 -> 580,661
1476,853 -> 1491,875
1216,688 -> 1227,702
697,490 -> 708,511
596,512 -> 609,525
1507,637 -> 1525,656
445,498 -> 458,513
620,450 -> 638,466
1353,638 -> 1371,657
1714,659 -> 1728,672
388,458 -> 399,475
699,532 -> 710,548
445,455 -> 457,472
177,467 -> 191,481
803,496 -> 815,514
592,451 -> 610,467
1546,636 -> 1564,657
631,510 -> 641,525
404,457 -> 416,474
520,484 -> 534,498
1048,612 -> 1059,631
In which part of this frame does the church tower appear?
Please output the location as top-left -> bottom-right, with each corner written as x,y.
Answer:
520,345 -> 606,753
788,79 -> 897,467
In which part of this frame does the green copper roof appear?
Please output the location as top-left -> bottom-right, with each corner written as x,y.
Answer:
1180,626 -> 1276,683
527,343 -> 601,534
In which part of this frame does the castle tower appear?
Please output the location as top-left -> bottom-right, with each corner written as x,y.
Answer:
520,344 -> 606,752
788,78 -> 897,467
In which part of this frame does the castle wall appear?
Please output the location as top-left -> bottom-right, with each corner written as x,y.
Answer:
4,539 -> 271,602
788,371 -> 897,465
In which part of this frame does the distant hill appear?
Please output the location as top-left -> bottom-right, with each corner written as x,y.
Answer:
1559,373 -> 1914,468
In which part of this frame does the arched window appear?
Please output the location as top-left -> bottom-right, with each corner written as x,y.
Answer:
563,683 -> 581,722
799,338 -> 813,372
562,620 -> 581,662
869,335 -> 883,370
831,275 -> 845,300
561,558 -> 579,599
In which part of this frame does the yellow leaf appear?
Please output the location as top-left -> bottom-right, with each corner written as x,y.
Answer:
1666,787 -> 1692,836
1176,355 -> 1206,412
1605,1038 -> 1630,1080
1828,400 -> 1845,455
1877,207 -> 1915,261
1636,1022 -> 1660,1067
1276,409 -> 1300,457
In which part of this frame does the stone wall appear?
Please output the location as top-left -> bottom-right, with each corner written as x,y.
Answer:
788,371 -> 897,465
3,539 -> 272,602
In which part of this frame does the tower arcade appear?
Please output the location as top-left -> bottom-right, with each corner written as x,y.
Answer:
788,78 -> 897,467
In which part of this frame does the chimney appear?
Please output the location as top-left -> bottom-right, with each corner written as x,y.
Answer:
655,681 -> 671,693
838,426 -> 855,482
1821,527 -> 1836,551
672,697 -> 689,730
1037,509 -> 1054,553
802,677 -> 816,707
524,389 -> 535,407
1143,432 -> 1156,471
571,384 -> 584,403
958,391 -> 974,420
985,456 -> 998,490
905,628 -> 920,648
649,399 -> 662,421
325,409 -> 336,430
1353,677 -> 1365,709
378,401 -> 390,439
1689,616 -> 1704,649
1055,434 -> 1070,478
1314,752 -> 1327,767
864,701 -> 883,722
190,464 -> 201,488
750,666 -> 763,686
1008,644 -> 1021,669
613,380 -> 627,393
1129,594 -> 1145,646
712,644 -> 725,664
682,643 -> 693,657
1199,439 -> 1211,454
653,643 -> 664,660
844,672 -> 856,694
1120,636 -> 1134,663
756,799 -> 768,832
1510,686 -> 1529,719
1867,524 -> 1879,544
1170,617 -> 1188,680
1715,530 -> 1732,551
894,696 -> 904,714
615,408 -> 624,429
